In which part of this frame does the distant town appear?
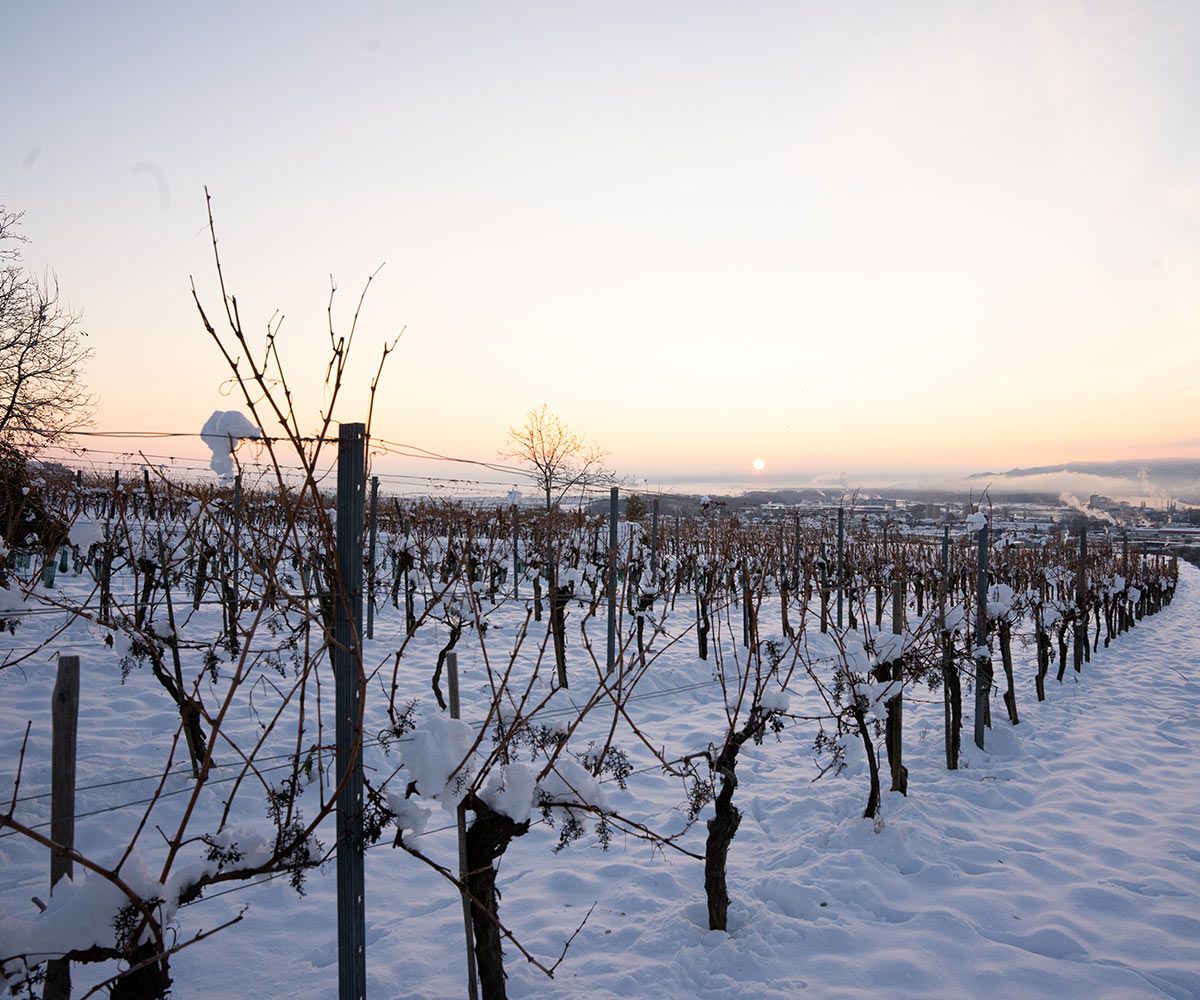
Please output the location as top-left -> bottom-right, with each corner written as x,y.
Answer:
585,486 -> 1200,565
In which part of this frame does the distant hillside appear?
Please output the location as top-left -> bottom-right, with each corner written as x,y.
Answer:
967,459 -> 1200,503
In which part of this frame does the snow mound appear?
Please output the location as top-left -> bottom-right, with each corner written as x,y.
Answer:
200,410 -> 261,479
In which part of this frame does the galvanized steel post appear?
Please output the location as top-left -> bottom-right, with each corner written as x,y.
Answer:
607,487 -> 618,674
334,423 -> 367,1000
366,475 -> 379,641
650,497 -> 660,578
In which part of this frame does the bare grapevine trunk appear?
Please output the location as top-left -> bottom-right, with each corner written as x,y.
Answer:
855,703 -> 883,818
465,798 -> 530,1000
109,942 -> 171,1000
431,621 -> 462,710
704,708 -> 775,930
819,572 -> 829,633
704,758 -> 741,931
999,618 -> 1018,725
696,590 -> 710,661
1056,618 -> 1070,683
551,583 -> 569,688
873,657 -> 907,794
636,589 -> 653,669
943,630 -> 961,769
1035,617 -> 1050,702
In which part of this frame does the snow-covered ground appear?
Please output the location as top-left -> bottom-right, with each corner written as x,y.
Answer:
2,562 -> 1198,998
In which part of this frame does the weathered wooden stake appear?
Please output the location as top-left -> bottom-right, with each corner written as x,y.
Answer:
226,474 -> 242,654
973,520 -> 991,750
100,477 -> 114,624
45,654 -> 79,1000
742,567 -> 750,649
143,467 -> 156,520
446,652 -> 480,1000
886,576 -> 908,793
650,497 -> 660,578
511,505 -> 520,599
940,526 -> 960,769
818,555 -> 829,634
836,507 -> 845,629
1074,524 -> 1087,673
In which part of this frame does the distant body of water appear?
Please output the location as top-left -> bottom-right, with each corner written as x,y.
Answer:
627,480 -> 853,498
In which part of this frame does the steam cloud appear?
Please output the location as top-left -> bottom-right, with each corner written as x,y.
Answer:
1058,492 -> 1118,525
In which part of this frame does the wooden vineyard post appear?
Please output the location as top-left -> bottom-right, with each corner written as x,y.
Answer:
143,467 -> 156,520
1074,524 -> 1087,673
818,554 -> 829,634
886,576 -> 908,793
742,565 -> 750,649
836,506 -> 845,630
607,487 -> 619,675
793,513 -> 800,581
531,515 -> 543,622
99,535 -> 112,626
973,519 -> 991,751
366,475 -> 379,641
650,497 -> 660,579
778,524 -> 791,639
1133,545 -> 1144,621
512,505 -> 520,599
100,471 -> 117,626
228,473 -> 241,654
446,652 -> 480,1000
45,654 -> 79,1000
940,526 -> 960,769
194,532 -> 210,612
334,423 -> 367,1000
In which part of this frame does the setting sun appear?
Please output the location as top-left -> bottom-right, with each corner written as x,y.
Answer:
752,458 -> 766,472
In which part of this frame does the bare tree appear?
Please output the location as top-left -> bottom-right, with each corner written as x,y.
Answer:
499,404 -> 612,511
499,406 -> 614,688
0,206 -> 94,445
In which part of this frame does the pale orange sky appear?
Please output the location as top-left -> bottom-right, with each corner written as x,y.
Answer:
6,2 -> 1199,486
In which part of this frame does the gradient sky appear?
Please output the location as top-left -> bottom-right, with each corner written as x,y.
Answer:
5,1 -> 1199,488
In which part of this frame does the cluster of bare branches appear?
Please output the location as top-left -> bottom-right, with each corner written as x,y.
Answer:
0,207 -> 94,447
499,404 -> 617,512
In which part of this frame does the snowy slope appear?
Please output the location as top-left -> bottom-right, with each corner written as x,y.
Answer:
186,564 -> 1200,998
2,564 -> 1198,998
